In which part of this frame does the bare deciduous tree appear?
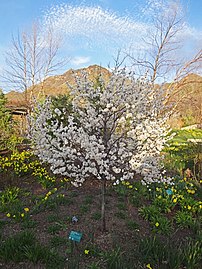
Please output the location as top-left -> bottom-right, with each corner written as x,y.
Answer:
125,0 -> 202,127
126,0 -> 201,84
127,0 -> 185,83
1,23 -> 68,106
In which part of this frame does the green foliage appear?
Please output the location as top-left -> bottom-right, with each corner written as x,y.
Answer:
139,236 -> 183,269
100,247 -> 137,269
164,129 -> 202,180
139,236 -> 201,268
51,94 -> 73,114
138,205 -> 161,221
101,247 -> 124,269
175,211 -> 195,229
151,215 -> 172,235
0,144 -> 201,268
46,94 -> 76,131
182,239 -> 202,269
0,89 -> 22,150
0,186 -> 20,208
0,230 -> 65,267
0,230 -> 36,262
0,150 -> 57,188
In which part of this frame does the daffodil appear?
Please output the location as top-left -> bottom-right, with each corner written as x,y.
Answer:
24,207 -> 29,212
146,263 -> 152,269
155,222 -> 159,227
84,249 -> 90,255
6,213 -> 11,217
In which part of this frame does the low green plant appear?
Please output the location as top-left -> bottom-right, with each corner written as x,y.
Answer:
175,211 -> 195,229
101,247 -> 124,269
0,186 -> 20,209
151,215 -> 172,235
0,230 -> 36,262
0,230 -> 65,267
139,236 -> 182,269
138,205 -> 161,221
153,197 -> 174,213
182,239 -> 202,269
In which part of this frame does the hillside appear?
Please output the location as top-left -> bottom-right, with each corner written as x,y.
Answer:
5,65 -> 202,128
5,65 -> 111,108
167,73 -> 202,127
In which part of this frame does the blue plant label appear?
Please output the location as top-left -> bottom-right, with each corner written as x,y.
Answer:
69,231 -> 82,242
166,189 -> 173,195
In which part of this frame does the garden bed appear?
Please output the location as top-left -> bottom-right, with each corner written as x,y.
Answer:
0,151 -> 201,269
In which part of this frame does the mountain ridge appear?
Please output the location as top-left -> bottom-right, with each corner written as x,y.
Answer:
5,65 -> 202,128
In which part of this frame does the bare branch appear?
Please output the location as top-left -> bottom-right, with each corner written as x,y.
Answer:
1,22 -> 69,106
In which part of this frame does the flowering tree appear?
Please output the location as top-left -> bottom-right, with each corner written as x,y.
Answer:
30,69 -> 172,231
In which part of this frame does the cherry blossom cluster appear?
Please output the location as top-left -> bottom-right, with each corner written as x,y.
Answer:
29,69 -> 173,185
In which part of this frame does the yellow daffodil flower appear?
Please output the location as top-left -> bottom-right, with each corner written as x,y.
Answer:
84,249 -> 90,255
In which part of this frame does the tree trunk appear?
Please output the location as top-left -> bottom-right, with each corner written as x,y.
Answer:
101,179 -> 106,232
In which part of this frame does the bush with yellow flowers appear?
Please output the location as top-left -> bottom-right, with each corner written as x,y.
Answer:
0,150 -> 56,188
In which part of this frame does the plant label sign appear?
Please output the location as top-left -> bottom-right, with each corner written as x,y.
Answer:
69,231 -> 82,242
166,189 -> 173,195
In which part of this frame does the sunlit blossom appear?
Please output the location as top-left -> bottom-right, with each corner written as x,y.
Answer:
29,69 -> 173,186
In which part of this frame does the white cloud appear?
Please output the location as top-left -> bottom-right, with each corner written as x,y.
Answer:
43,5 -> 149,53
71,56 -> 91,66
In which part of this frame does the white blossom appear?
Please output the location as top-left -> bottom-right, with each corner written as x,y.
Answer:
29,69 -> 173,186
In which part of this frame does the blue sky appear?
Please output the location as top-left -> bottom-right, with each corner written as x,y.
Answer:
0,0 -> 201,90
